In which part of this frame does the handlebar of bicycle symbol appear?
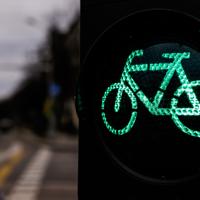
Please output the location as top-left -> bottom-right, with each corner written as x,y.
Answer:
101,50 -> 200,137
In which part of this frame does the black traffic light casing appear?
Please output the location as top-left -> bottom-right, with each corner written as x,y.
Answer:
78,1 -> 200,199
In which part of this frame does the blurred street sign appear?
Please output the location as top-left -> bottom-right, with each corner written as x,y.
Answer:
49,83 -> 61,97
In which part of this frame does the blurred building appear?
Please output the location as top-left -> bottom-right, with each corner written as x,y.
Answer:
0,16 -> 80,137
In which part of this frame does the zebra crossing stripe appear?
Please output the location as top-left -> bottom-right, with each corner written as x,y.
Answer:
6,147 -> 52,200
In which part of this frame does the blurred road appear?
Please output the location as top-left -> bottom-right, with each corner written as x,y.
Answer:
0,129 -> 78,200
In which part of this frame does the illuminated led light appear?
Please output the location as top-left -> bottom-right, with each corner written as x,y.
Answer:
136,90 -> 158,115
101,50 -> 200,137
102,112 -> 137,135
171,81 -> 200,137
152,91 -> 164,108
149,63 -> 170,71
127,64 -> 148,72
101,83 -> 137,135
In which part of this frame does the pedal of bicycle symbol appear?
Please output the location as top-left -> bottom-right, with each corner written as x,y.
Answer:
101,49 -> 200,137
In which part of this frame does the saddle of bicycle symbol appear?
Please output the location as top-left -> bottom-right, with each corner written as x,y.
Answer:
101,49 -> 200,137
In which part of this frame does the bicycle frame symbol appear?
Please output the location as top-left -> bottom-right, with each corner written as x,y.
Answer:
101,50 -> 200,137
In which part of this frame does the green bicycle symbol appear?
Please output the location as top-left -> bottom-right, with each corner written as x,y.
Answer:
101,50 -> 200,137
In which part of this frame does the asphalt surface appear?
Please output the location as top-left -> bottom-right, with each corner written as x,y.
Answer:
0,128 -> 78,200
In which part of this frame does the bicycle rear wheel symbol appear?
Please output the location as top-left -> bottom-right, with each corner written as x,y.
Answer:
101,50 -> 200,137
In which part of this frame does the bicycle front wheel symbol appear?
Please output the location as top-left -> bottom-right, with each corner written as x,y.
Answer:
101,83 -> 137,135
171,80 -> 200,137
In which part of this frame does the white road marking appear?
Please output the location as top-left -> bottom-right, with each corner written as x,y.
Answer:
6,147 -> 52,200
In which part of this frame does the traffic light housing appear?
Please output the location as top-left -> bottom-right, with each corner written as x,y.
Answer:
78,2 -> 200,199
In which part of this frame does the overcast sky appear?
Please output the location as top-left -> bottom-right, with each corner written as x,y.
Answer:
0,0 -> 80,99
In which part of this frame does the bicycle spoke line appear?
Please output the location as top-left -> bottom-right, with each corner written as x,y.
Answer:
6,147 -> 52,200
